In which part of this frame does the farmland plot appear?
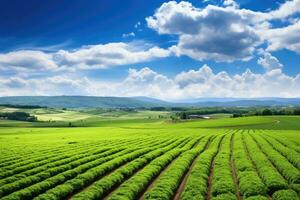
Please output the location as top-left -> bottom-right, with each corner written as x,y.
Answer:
0,129 -> 299,200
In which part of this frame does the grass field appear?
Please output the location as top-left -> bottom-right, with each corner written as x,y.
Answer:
0,110 -> 299,200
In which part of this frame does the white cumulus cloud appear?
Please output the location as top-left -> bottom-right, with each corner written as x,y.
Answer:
54,42 -> 171,70
0,50 -> 58,72
146,0 -> 300,61
261,21 -> 300,54
1,65 -> 299,100
257,51 -> 283,71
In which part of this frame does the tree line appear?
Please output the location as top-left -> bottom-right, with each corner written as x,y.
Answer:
233,108 -> 300,118
0,104 -> 46,109
0,112 -> 37,122
175,107 -> 300,120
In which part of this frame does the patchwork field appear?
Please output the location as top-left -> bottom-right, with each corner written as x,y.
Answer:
0,114 -> 300,200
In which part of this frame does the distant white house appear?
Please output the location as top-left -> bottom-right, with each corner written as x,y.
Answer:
188,115 -> 210,119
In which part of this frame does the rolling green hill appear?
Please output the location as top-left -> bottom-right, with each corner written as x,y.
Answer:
1,96 -> 300,108
0,96 -> 162,108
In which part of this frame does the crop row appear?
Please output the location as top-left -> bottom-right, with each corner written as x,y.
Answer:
103,136 -> 212,200
0,139 -> 124,172
0,137 -> 156,169
0,143 -> 125,186
0,144 -> 70,162
141,135 -> 216,200
211,134 -> 236,199
0,143 -> 111,179
32,138 -> 184,200
233,133 -> 267,199
0,148 -> 125,199
177,134 -> 224,200
68,137 -> 193,199
0,138 -> 169,199
108,136 -> 206,200
261,134 -> 300,170
264,133 -> 300,153
272,189 -> 299,200
252,134 -> 300,184
0,137 -> 153,183
0,141 -> 106,169
243,134 -> 288,193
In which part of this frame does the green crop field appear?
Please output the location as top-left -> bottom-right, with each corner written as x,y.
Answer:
0,109 -> 299,200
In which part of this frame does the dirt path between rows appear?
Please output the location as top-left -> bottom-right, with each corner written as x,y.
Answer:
242,134 -> 273,200
138,138 -> 202,200
205,135 -> 224,200
172,136 -> 214,200
102,139 -> 190,200
66,140 -> 172,199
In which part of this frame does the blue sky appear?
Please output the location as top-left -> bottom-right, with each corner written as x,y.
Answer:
0,0 -> 300,99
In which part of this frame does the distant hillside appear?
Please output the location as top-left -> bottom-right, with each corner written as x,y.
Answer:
192,99 -> 300,107
0,96 -> 299,108
0,96 -> 162,108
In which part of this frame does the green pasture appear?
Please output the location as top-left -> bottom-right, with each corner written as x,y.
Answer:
1,107 -> 300,147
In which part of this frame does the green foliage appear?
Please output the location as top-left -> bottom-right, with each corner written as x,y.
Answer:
245,195 -> 269,200
233,133 -> 267,198
272,189 -> 299,200
211,135 -> 235,197
253,134 -> 300,183
0,111 -> 37,122
262,109 -> 273,116
212,193 -> 236,200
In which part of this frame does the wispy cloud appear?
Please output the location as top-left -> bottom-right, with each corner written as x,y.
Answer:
122,32 -> 135,38
0,42 -> 171,73
12,40 -> 73,53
